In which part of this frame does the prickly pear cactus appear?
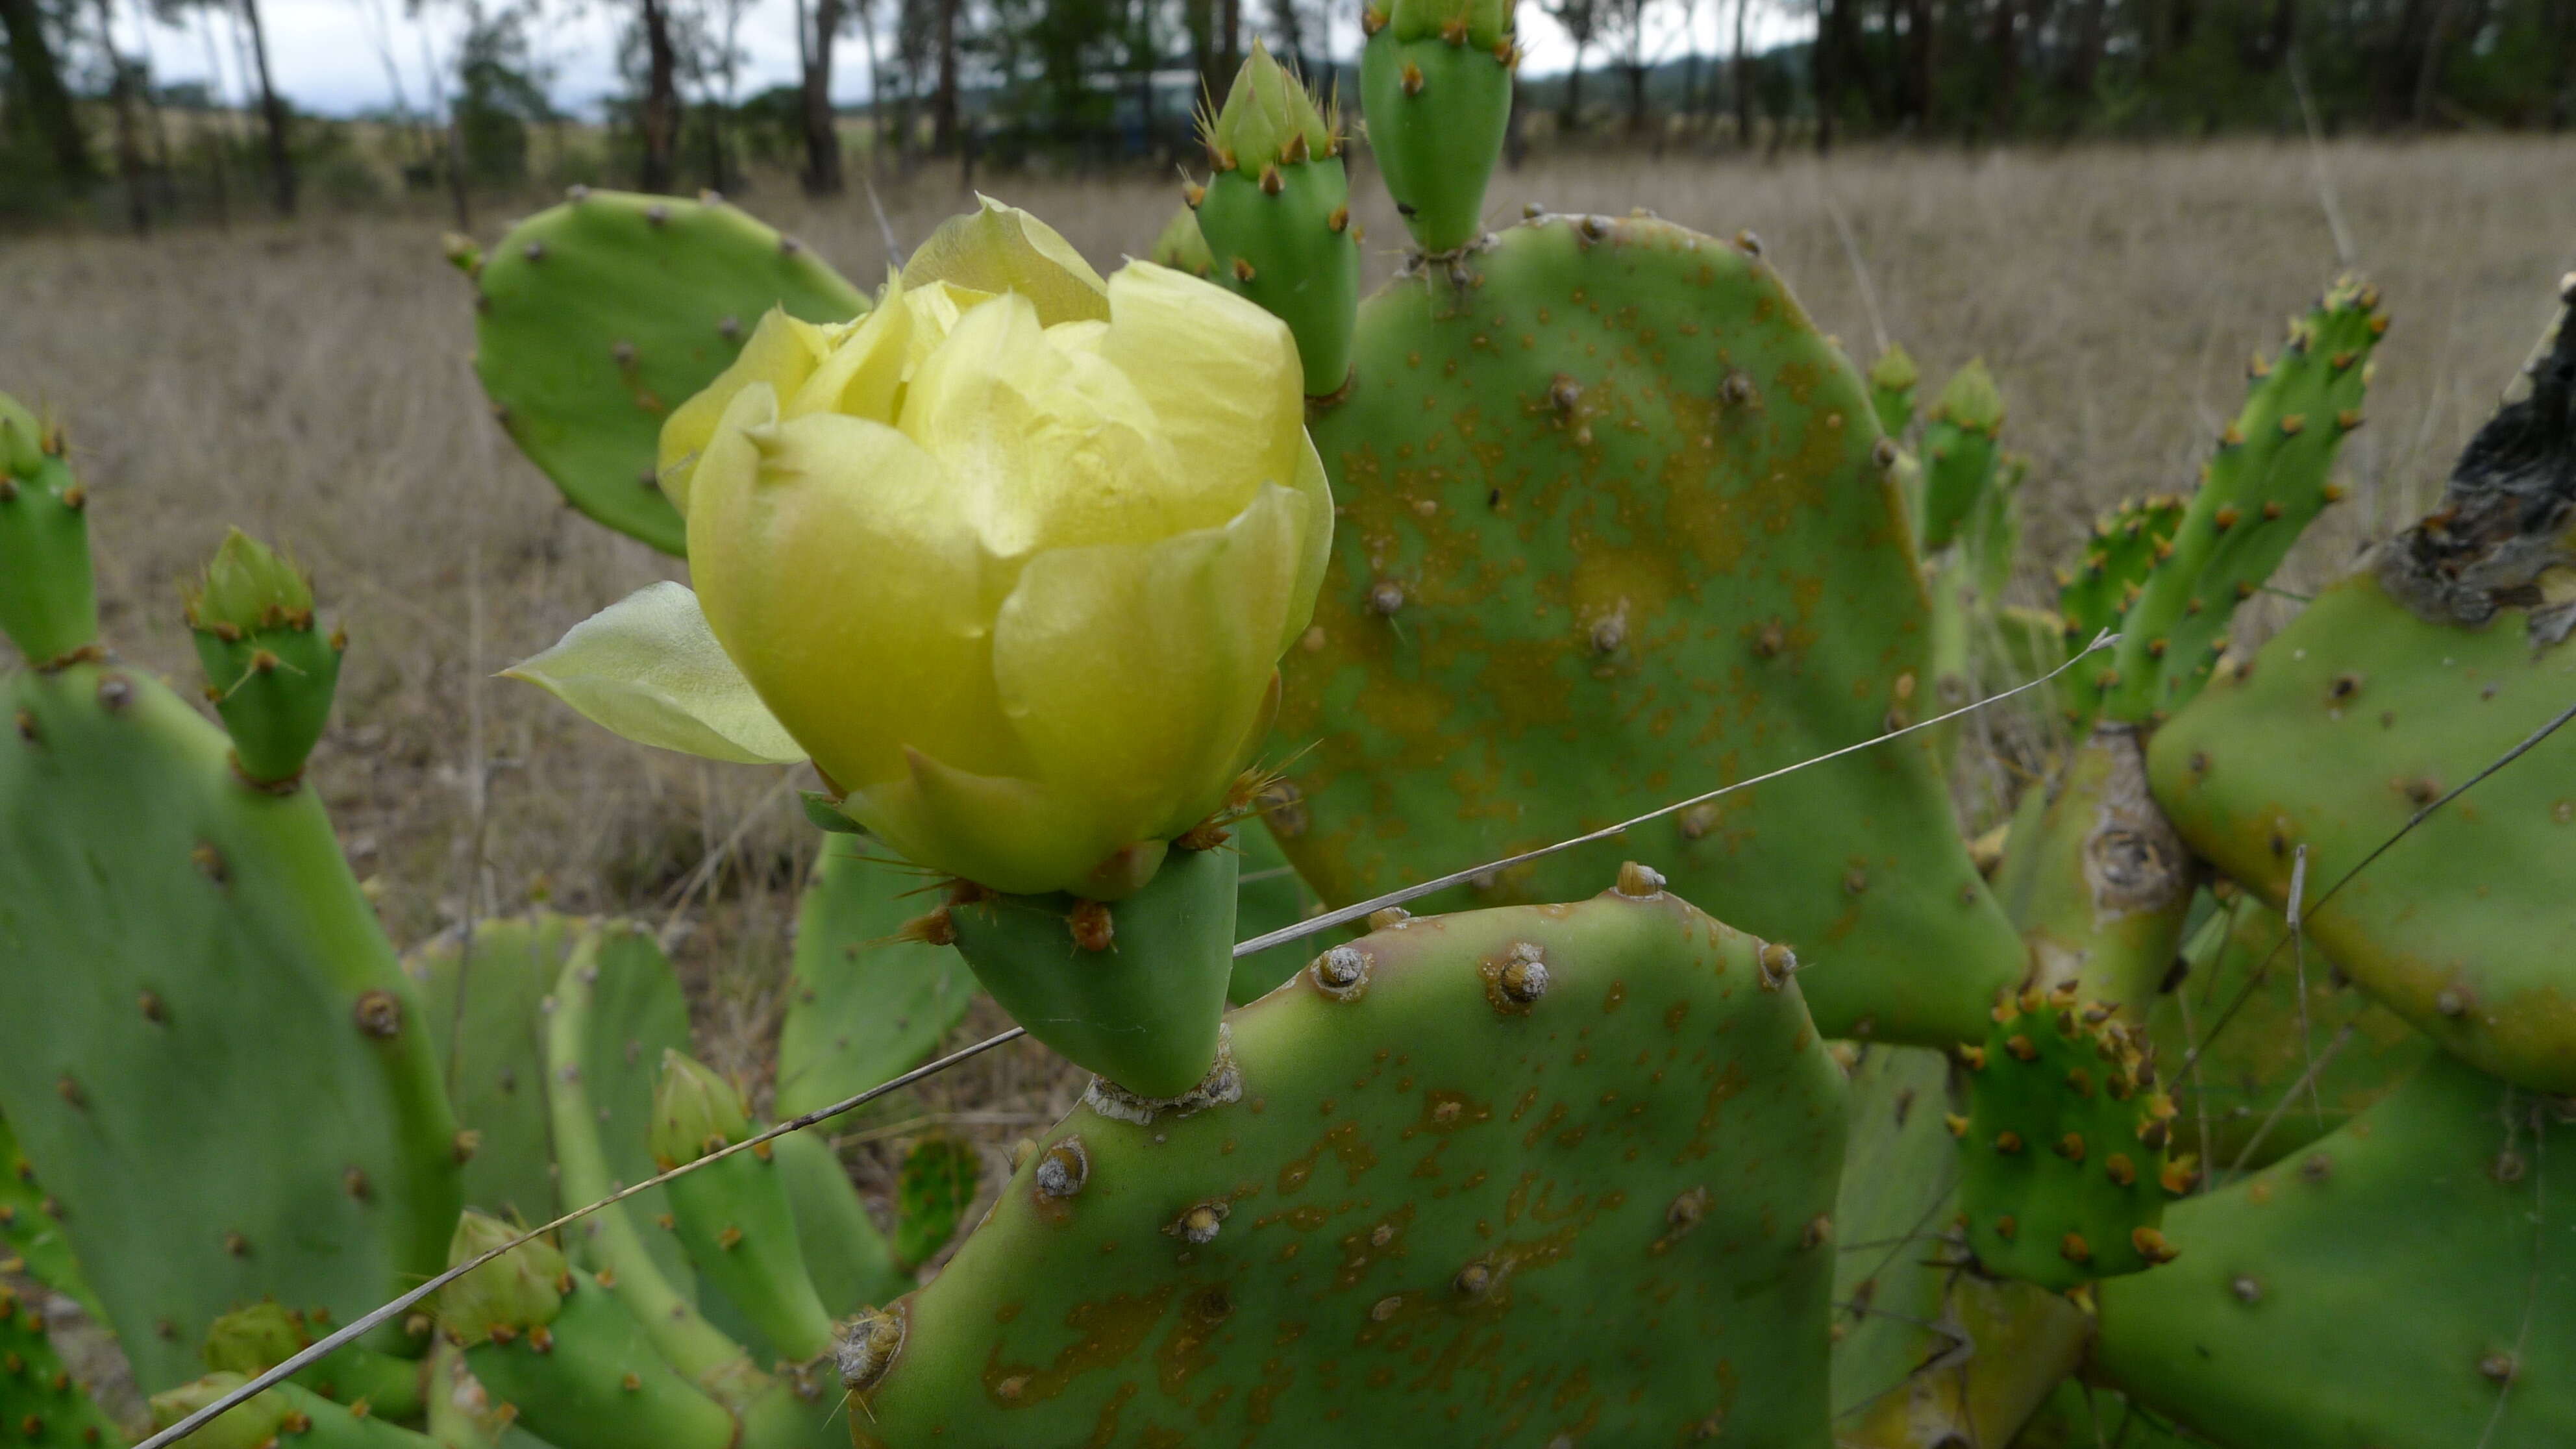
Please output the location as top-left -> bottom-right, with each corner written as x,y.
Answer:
1359,0 -> 1515,255
1,1117 -> 97,1320
1270,210 -> 2022,1048
182,530 -> 344,787
1955,987 -> 2181,1292
1193,44 -> 1360,396
1866,344 -> 1918,442
2148,889 -> 2431,1171
408,913 -> 581,1225
1226,819 -> 1331,1006
1146,204 -> 1213,279
1829,1045 -> 2088,1447
774,840 -> 974,1122
2054,497 -> 2184,732
0,395 -> 95,669
1,1282 -> 124,1449
463,190 -> 869,554
650,1052 -> 841,1366
889,1134 -> 978,1274
2094,1055 -> 2575,1447
0,654 -> 461,1390
842,874 -> 1846,1447
1918,360 -> 2004,555
2093,280 -> 2386,725
202,1302 -> 425,1418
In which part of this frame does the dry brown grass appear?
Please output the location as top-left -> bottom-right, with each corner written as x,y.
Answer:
2,135 -> 2571,1214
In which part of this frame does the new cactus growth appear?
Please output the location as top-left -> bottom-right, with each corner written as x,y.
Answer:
1271,208 -> 2022,1048
2094,1056 -> 2575,1447
1359,0 -> 1513,254
1919,360 -> 2006,554
149,1372 -> 438,1449
1957,987 -> 2182,1292
203,1303 -> 424,1419
650,1053 -> 841,1366
1867,343 -> 1918,441
1194,43 -> 1361,396
1,1283 -> 123,1449
1145,204 -> 1213,279
2055,497 -> 2185,731
406,914 -> 579,1227
464,190 -> 869,554
0,393 -> 95,668
2094,280 -> 2386,724
845,880 -> 1847,1447
183,530 -> 343,786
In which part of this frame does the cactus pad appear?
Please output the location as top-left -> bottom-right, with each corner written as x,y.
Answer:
1957,987 -> 2181,1292
2094,1054 -> 2575,1448
1918,360 -> 2005,554
0,395 -> 95,667
1,1283 -> 123,1449
846,878 -> 1846,1447
1,1117 -> 96,1320
183,530 -> 343,786
2055,497 -> 2185,732
1269,210 -> 2021,1047
0,658 -> 460,1391
774,840 -> 974,1121
1358,0 -> 1514,254
469,190 -> 869,555
2148,571 -> 2576,1093
1195,44 -> 1360,395
891,1134 -> 978,1274
408,913 -> 580,1225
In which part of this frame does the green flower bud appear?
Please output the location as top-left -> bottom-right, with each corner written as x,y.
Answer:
203,1302 -> 310,1375
1151,203 -> 1215,280
1377,0 -> 1511,51
185,528 -> 316,638
0,393 -> 45,476
1929,358 -> 2005,436
1207,42 -> 1337,171
436,1211 -> 566,1346
1869,343 -> 1920,397
650,1049 -> 752,1168
147,1374 -> 294,1449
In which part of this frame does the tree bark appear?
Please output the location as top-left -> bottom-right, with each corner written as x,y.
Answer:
3,0 -> 93,186
239,0 -> 296,214
94,0 -> 149,233
638,0 -> 679,190
1561,42 -> 1585,131
802,0 -> 845,192
931,0 -> 960,154
1729,0 -> 1751,147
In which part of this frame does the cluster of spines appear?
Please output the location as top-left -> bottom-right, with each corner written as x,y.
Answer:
2092,277 -> 2387,724
1954,985 -> 2190,1292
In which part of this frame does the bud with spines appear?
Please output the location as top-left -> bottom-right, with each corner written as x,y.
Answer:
202,1301 -> 428,1419
1195,43 -> 1361,397
1868,343 -> 1920,440
0,392 -> 99,667
439,1211 -> 740,1449
1918,359 -> 2006,553
1359,0 -> 1515,254
649,1050 -> 842,1364
1148,203 -> 1216,279
184,528 -> 345,786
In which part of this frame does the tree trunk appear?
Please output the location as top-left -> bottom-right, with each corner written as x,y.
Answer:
3,0 -> 92,186
932,0 -> 960,154
1219,0 -> 1240,83
192,6 -> 234,228
239,0 -> 296,214
95,0 -> 151,234
1903,0 -> 1935,125
803,0 -> 845,192
1730,0 -> 1751,147
1814,0 -> 1840,153
638,0 -> 679,189
1625,61 -> 1648,134
1561,42 -> 1585,131
1986,0 -> 2020,134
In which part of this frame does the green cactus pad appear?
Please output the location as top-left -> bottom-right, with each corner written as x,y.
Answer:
2054,497 -> 2185,732
407,913 -> 581,1226
652,1053 -> 841,1365
1866,344 -> 1918,441
184,530 -> 344,786
470,190 -> 869,556
768,1132 -> 905,1319
774,839 -> 974,1122
1830,1045 -> 2089,1446
0,396 -> 96,668
0,659 -> 460,1391
1,1117 -> 98,1320
1269,210 -> 2022,1048
2149,570 -> 2576,1093
846,880 -> 1846,1448
1146,205 -> 1213,280
1358,5 -> 1513,255
2009,1380 -> 2214,1448
891,1133 -> 978,1273
1226,819 -> 1331,1006
946,843 -> 1238,1100
1957,987 -> 2181,1293
2149,888 -> 2431,1172
2094,1054 -> 2575,1448
1196,45 -> 1360,395
2096,280 -> 2385,724
1918,360 -> 2005,554
1,1283 -> 124,1449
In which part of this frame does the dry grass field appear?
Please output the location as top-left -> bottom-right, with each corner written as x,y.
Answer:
3,136 -> 2572,1211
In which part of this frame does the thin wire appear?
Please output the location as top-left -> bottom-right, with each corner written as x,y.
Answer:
2223,1021 -> 2353,1180
1234,631 -> 2121,959
2285,845 -> 2322,1124
142,633 -> 2114,1448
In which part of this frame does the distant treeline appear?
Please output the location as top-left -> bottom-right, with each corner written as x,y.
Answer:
4,0 -> 2571,229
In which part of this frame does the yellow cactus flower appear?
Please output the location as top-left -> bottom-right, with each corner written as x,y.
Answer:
513,200 -> 1330,900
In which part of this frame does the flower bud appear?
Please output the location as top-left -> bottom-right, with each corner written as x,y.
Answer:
436,1211 -> 566,1346
147,1374 -> 295,1449
202,1302 -> 310,1375
649,1049 -> 752,1168
1208,42 -> 1336,170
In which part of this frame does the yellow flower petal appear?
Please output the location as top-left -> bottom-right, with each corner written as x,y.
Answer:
853,747 -> 1124,897
990,482 -> 1305,845
787,278 -> 913,425
500,582 -> 805,765
686,390 -> 1028,793
1096,261 -> 1306,507
900,197 -> 1109,327
658,309 -> 831,514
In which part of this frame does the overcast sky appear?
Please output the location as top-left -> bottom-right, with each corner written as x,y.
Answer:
116,0 -> 1807,121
